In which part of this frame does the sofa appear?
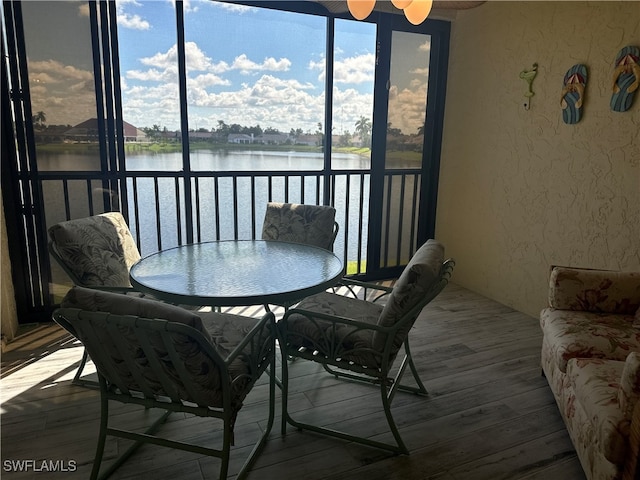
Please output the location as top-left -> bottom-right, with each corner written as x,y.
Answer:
540,266 -> 640,480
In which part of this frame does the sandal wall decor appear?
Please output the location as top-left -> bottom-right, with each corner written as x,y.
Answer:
561,64 -> 588,124
611,45 -> 639,112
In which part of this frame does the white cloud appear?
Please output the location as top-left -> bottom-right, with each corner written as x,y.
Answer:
192,73 -> 231,88
311,53 -> 375,84
29,60 -> 93,84
127,67 -> 177,82
26,59 -> 97,125
117,13 -> 151,30
117,0 -> 151,30
231,54 -> 291,75
210,1 -> 257,14
387,84 -> 428,134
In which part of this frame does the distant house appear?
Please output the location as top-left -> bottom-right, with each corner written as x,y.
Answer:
64,118 -> 147,142
228,133 -> 253,144
255,133 -> 290,145
189,131 -> 215,141
295,134 -> 321,146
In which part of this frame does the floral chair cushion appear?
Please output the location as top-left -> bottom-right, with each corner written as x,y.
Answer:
61,286 -> 210,340
281,291 -> 385,368
49,212 -> 141,287
374,239 -> 445,351
548,266 -> 640,315
566,357 -> 629,465
60,287 -> 271,411
540,308 -> 640,372
261,202 -> 336,251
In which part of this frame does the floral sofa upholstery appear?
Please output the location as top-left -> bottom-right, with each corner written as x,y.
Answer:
540,266 -> 640,480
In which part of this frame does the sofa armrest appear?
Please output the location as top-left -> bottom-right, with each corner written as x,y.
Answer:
619,352 -> 640,422
548,266 -> 640,314
623,401 -> 640,480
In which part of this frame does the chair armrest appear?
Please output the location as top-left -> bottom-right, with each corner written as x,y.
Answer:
282,305 -> 393,333
334,278 -> 393,302
548,266 -> 640,314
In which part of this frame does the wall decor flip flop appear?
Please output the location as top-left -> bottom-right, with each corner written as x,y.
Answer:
561,64 -> 588,124
611,45 -> 639,112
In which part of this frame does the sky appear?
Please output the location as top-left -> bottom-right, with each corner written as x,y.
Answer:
21,0 -> 431,136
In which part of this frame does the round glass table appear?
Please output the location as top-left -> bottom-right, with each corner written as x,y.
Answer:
129,240 -> 344,307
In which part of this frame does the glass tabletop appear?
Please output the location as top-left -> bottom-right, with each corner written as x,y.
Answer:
129,240 -> 344,307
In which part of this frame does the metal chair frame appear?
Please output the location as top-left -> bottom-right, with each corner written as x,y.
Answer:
278,259 -> 455,455
53,307 -> 276,480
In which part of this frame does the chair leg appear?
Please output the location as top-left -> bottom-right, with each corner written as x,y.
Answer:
282,359 -> 409,455
280,345 -> 291,436
398,340 -> 428,396
90,377 -> 109,480
380,377 -> 409,455
72,348 -> 99,389
237,351 -> 276,480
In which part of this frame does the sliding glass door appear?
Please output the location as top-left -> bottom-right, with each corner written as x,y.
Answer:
2,0 -> 450,322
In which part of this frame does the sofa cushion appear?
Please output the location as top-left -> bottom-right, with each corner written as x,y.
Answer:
540,308 -> 640,372
540,307 -> 640,372
548,267 -> 640,314
566,357 -> 628,465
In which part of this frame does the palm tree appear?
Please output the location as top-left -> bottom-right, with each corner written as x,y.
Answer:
32,111 -> 46,129
354,116 -> 372,147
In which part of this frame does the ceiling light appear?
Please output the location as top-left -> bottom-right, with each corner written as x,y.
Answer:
346,0 -> 376,20
347,0 -> 433,24
403,0 -> 433,24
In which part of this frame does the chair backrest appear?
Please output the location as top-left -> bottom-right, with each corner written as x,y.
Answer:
261,202 -> 338,251
373,239 -> 454,353
48,212 -> 141,288
54,286 -> 233,409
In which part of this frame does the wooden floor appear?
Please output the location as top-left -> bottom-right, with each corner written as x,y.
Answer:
1,283 -> 587,480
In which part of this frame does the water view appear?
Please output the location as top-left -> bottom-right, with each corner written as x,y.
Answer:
39,148 -> 378,266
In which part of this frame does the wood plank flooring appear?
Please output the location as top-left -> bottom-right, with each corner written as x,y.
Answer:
0,283 -> 586,480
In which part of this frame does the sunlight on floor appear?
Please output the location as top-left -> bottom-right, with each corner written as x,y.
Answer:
0,342 -> 91,410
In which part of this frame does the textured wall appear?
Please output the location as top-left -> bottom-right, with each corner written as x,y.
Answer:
437,1 -> 640,317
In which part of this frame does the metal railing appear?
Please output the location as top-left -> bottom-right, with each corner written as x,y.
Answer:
43,167 -> 422,294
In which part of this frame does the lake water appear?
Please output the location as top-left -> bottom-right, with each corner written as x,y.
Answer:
127,149 -> 372,171
38,149 -> 375,263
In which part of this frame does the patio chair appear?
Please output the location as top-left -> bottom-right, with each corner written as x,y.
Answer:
49,212 -> 145,386
48,211 -> 202,386
261,202 -> 339,251
278,239 -> 454,454
52,286 -> 276,480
